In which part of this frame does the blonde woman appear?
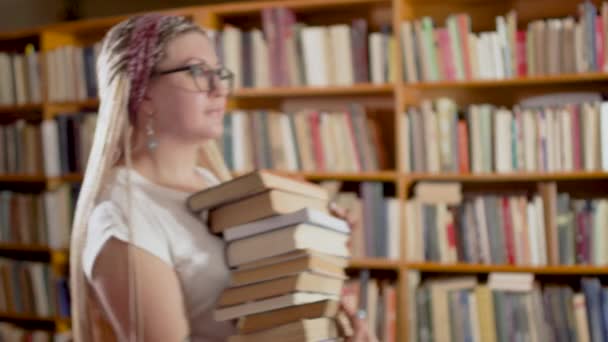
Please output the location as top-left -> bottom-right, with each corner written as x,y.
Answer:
69,13 -> 375,342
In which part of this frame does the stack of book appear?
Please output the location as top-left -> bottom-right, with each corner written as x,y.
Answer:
187,170 -> 352,341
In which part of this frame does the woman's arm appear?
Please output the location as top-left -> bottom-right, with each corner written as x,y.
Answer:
90,237 -> 190,342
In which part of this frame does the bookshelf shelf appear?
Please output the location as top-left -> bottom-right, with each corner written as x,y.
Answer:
297,171 -> 398,181
0,243 -> 55,254
45,99 -> 100,111
407,262 -> 608,275
0,243 -> 68,267
210,0 -> 391,15
348,258 -> 401,270
232,170 -> 399,181
404,171 -> 608,183
60,173 -> 84,183
402,72 -> 608,89
232,84 -> 394,98
0,312 -> 69,330
0,174 -> 47,183
0,103 -> 43,114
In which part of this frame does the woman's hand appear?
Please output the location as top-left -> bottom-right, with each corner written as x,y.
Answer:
339,297 -> 379,342
329,202 -> 357,229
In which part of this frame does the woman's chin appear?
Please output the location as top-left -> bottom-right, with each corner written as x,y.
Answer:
201,125 -> 224,140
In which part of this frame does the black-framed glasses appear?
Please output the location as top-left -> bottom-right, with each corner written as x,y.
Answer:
152,63 -> 235,95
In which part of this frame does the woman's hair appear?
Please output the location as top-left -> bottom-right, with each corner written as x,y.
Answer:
69,14 -> 212,341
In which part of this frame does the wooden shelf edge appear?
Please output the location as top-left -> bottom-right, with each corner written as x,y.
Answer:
0,243 -> 61,254
0,103 -> 44,113
347,258 -> 402,270
44,99 -> 99,109
233,83 -> 394,97
0,312 -> 69,325
404,171 -> 608,183
232,170 -> 398,181
406,262 -> 608,274
0,174 -> 47,183
403,72 -> 608,89
210,0 -> 390,15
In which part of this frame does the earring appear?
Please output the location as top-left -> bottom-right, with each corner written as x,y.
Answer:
145,111 -> 159,151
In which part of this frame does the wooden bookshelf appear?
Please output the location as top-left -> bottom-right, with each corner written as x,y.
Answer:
3,0 -> 608,340
402,72 -> 608,89
407,262 -> 608,275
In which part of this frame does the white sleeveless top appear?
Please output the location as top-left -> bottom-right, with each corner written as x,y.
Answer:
82,166 -> 234,341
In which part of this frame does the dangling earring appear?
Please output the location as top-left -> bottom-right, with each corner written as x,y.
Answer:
146,111 -> 159,151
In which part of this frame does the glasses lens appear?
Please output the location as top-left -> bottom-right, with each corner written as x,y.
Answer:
216,68 -> 234,95
190,66 -> 234,95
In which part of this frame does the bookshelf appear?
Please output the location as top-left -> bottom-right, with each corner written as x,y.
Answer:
1,0 -> 608,340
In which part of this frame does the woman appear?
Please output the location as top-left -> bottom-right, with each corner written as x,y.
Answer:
69,13 -> 375,342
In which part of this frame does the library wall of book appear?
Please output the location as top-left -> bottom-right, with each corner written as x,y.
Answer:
2,0 -> 608,340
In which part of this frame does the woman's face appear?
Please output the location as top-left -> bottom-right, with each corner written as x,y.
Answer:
142,31 -> 227,143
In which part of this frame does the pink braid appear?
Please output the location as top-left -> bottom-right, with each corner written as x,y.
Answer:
127,14 -> 165,120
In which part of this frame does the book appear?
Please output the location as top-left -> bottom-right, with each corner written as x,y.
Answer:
209,190 -> 329,233
234,249 -> 348,271
401,5 -> 608,82
218,14 -> 393,89
187,170 -> 328,213
237,300 -> 340,334
213,293 -> 339,321
227,317 -> 339,342
223,208 -> 349,242
218,272 -> 344,307
220,107 -> 386,173
226,223 -> 349,267
230,251 -> 347,287
402,96 -> 608,174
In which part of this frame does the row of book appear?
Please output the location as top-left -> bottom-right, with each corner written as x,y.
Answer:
401,1 -> 608,83
45,43 -> 101,103
0,186 -> 76,250
221,106 -> 387,173
406,181 -> 608,267
343,271 -> 397,341
187,171 -> 351,341
401,96 -> 608,174
320,181 -> 400,259
409,272 -> 608,342
0,48 -> 43,106
215,8 -> 395,88
0,113 -> 97,176
42,113 -> 97,177
0,323 -> 71,342
0,258 -> 70,318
